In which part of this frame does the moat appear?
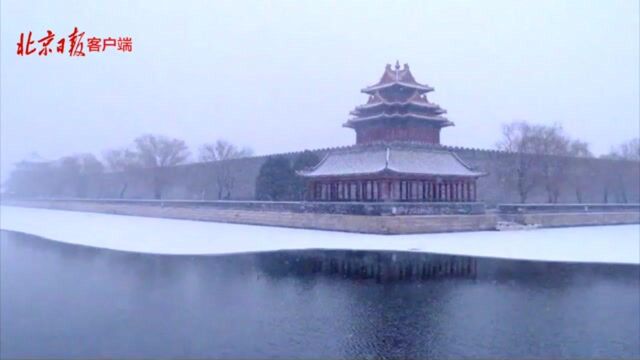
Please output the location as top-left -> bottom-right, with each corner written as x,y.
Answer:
2,231 -> 638,359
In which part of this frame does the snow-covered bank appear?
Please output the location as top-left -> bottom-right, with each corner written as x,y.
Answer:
1,205 -> 638,264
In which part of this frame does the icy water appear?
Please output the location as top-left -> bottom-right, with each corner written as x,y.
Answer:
1,230 -> 639,359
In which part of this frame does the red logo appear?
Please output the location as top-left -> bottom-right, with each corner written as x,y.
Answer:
17,28 -> 133,57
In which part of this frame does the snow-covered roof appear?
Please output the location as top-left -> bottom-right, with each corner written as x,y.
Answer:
345,112 -> 451,126
356,92 -> 445,111
349,63 -> 450,131
299,145 -> 484,178
362,62 -> 434,94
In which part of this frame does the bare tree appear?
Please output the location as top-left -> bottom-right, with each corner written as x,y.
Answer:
496,122 -> 541,203
606,138 -> 640,161
199,140 -> 253,162
566,140 -> 593,203
133,134 -> 190,199
55,156 -> 81,194
75,153 -> 104,197
599,138 -> 640,203
198,140 -> 254,199
568,140 -> 592,158
530,125 -> 571,203
104,148 -> 138,172
497,122 -> 591,203
134,134 -> 190,168
51,154 -> 105,197
103,148 -> 140,198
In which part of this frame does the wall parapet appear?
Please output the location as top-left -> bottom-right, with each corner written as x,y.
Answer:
1,197 -> 486,216
498,203 -> 640,214
2,199 -> 638,234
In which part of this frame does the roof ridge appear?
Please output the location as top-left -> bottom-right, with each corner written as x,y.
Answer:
296,152 -> 330,176
385,147 -> 390,169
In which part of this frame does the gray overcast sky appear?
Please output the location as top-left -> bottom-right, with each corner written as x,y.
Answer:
1,0 -> 639,180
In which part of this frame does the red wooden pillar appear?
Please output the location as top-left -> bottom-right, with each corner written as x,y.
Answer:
464,182 -> 467,201
364,180 -> 368,201
423,181 -> 428,202
450,181 -> 455,202
453,182 -> 457,202
380,181 -> 387,201
429,181 -> 434,202
453,182 -> 458,202
451,181 -> 455,202
442,182 -> 446,202
431,181 -> 436,202
472,181 -> 477,202
331,182 -> 336,201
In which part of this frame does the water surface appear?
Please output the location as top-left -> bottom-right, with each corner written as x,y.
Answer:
1,230 -> 638,359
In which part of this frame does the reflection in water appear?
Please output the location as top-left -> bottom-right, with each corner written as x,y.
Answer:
1,230 -> 639,359
256,250 -> 478,282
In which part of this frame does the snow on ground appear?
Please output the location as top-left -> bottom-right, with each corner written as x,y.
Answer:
1,205 -> 639,264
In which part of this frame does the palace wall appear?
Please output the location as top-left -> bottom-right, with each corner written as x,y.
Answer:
69,146 -> 640,205
451,147 -> 640,205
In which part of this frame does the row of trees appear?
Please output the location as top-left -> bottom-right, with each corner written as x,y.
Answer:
495,122 -> 639,203
102,135 -> 255,199
6,153 -> 106,198
6,124 -> 639,202
6,135 -> 254,199
103,134 -> 253,170
605,138 -> 640,161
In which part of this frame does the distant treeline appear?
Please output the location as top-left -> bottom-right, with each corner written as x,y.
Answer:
4,122 -> 640,203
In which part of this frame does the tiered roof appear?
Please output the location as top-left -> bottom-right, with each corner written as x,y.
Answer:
344,62 -> 453,129
361,62 -> 434,94
299,143 -> 484,178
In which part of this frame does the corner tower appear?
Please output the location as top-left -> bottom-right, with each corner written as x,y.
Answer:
344,61 -> 452,145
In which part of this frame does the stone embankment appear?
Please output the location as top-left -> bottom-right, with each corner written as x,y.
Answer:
497,203 -> 640,228
1,199 -> 638,234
